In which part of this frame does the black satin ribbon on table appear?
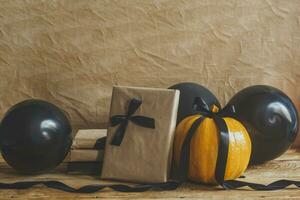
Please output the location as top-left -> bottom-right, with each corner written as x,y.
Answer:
0,181 -> 179,193
1,98 -> 300,192
110,98 -> 155,146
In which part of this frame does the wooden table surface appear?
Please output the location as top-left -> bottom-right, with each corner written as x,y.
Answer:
0,150 -> 300,199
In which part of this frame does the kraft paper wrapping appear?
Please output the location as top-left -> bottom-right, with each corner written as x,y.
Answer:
101,86 -> 179,183
65,129 -> 106,162
72,129 -> 107,149
1,1 -> 300,145
69,149 -> 104,162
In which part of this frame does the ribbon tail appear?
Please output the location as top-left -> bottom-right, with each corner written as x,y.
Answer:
213,116 -> 230,185
127,99 -> 142,116
130,116 -> 155,129
111,121 -> 128,146
0,180 -> 180,193
222,179 -> 300,191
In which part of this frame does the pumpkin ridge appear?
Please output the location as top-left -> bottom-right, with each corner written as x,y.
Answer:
174,115 -> 201,173
189,119 -> 202,181
234,118 -> 251,176
225,118 -> 240,180
224,118 -> 251,180
235,120 -> 247,178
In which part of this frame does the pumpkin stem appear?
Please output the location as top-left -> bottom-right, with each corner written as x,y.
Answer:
211,105 -> 219,113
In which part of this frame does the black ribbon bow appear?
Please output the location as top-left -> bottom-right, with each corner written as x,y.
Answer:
110,98 -> 155,146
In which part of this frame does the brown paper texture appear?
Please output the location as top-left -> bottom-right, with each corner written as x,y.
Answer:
101,86 -> 179,183
68,149 -> 104,162
0,0 -> 300,145
72,129 -> 107,149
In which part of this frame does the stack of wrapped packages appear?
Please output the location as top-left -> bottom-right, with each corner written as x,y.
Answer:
65,85 -> 180,183
67,129 -> 107,175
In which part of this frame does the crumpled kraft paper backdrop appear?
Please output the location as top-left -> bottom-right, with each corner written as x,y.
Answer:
0,0 -> 300,143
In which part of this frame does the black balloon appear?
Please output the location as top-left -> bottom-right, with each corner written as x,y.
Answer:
169,82 -> 220,124
0,99 -> 72,174
225,85 -> 298,165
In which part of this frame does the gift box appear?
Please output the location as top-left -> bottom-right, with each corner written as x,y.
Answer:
72,129 -> 107,149
67,129 -> 107,175
101,86 -> 180,183
69,150 -> 104,162
67,129 -> 106,162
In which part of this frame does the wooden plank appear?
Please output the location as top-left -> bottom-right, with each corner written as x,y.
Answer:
0,150 -> 300,199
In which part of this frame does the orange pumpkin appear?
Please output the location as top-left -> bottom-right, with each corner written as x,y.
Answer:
173,105 -> 251,184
